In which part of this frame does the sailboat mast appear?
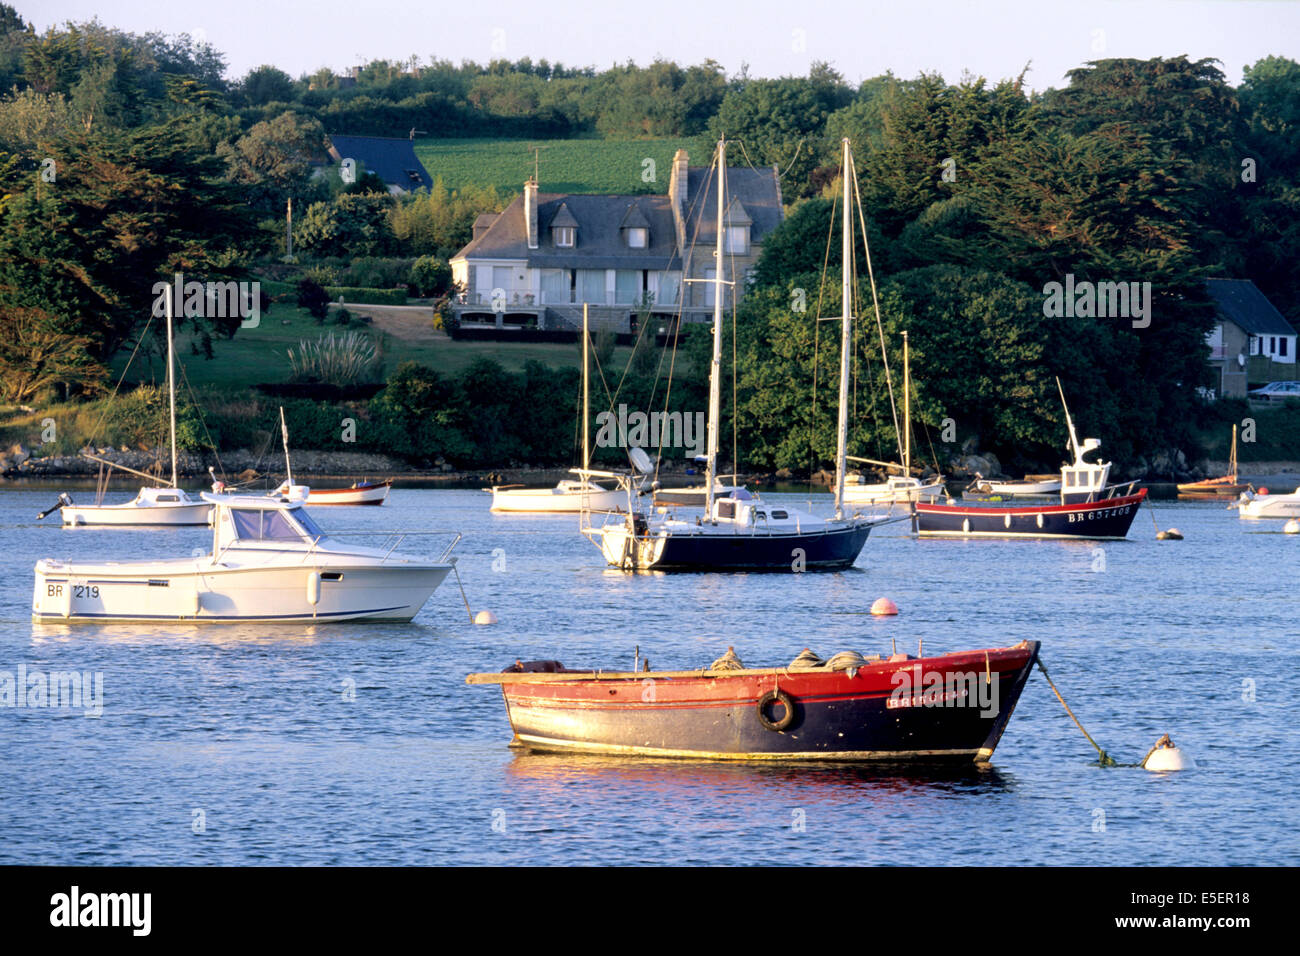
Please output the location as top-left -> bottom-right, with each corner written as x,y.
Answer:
833,138 -> 853,520
582,303 -> 590,470
903,331 -> 911,476
280,406 -> 293,487
166,287 -> 178,488
705,139 -> 726,516
1230,423 -> 1237,482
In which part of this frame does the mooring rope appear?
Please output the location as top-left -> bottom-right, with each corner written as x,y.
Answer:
1035,658 -> 1117,766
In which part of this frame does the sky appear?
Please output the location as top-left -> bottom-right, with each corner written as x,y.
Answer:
19,0 -> 1300,90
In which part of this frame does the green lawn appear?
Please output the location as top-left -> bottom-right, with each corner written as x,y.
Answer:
412,137 -> 694,195
112,306 -> 636,390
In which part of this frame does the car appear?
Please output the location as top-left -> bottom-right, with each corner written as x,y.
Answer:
1248,381 -> 1300,402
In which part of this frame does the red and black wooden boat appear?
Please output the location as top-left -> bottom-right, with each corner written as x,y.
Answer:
467,641 -> 1040,763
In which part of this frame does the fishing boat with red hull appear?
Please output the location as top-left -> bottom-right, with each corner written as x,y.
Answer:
915,382 -> 1147,540
467,641 -> 1039,763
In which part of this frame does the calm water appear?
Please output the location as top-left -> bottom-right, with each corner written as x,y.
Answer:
1,485 -> 1296,866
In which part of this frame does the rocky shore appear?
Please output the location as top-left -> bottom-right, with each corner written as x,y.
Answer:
4,441 -> 1298,489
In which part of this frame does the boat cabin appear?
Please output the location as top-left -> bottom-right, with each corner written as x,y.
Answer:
1060,438 -> 1112,504
203,493 -> 327,555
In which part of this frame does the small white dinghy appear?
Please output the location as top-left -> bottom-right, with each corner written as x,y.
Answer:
32,492 -> 460,623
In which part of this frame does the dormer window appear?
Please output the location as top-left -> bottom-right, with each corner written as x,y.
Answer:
553,226 -> 575,247
725,225 -> 749,255
626,227 -> 648,248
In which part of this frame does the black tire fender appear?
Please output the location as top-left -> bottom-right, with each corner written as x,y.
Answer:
756,689 -> 797,731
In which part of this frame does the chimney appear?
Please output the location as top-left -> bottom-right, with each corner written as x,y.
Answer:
669,149 -> 688,215
524,179 -> 539,250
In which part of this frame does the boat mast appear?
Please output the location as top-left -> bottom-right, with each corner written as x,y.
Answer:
833,138 -> 853,520
902,330 -> 911,477
705,139 -> 727,517
166,287 -> 178,488
1056,377 -> 1081,462
583,303 -> 590,471
1229,423 -> 1237,482
279,406 -> 293,488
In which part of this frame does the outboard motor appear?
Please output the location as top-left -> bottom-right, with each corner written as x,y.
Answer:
37,492 -> 73,520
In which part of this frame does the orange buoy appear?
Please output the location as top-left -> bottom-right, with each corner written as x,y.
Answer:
1259,487 -> 1269,496
870,597 -> 899,616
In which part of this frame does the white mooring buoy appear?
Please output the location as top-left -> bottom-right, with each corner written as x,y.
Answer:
1143,734 -> 1196,772
1156,528 -> 1184,541
473,610 -> 498,626
1284,519 -> 1300,535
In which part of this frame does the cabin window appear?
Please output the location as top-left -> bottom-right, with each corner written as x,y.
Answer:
772,509 -> 789,519
625,227 -> 648,248
231,509 -> 299,540
157,494 -> 179,502
231,508 -> 320,541
289,508 -> 324,537
717,500 -> 735,519
553,226 -> 575,248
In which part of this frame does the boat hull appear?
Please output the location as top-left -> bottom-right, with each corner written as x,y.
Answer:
491,487 -> 626,513
496,643 -> 1039,762
916,489 -> 1147,539
593,520 -> 874,571
60,501 -> 212,527
305,481 -> 391,506
32,560 -> 450,623
1238,494 -> 1300,519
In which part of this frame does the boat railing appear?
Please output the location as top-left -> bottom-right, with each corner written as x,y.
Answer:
216,530 -> 462,565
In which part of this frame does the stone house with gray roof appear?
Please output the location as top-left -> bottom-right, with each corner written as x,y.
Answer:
1204,278 -> 1298,397
449,149 -> 782,332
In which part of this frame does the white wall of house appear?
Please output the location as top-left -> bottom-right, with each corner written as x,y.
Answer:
1247,332 -> 1296,364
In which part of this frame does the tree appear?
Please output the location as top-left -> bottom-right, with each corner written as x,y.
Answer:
0,301 -> 108,402
240,65 -> 296,106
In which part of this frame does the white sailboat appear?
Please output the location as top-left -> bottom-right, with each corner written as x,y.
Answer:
839,332 -> 945,505
579,138 -> 892,571
50,292 -> 211,527
33,492 -> 460,623
487,304 -> 627,514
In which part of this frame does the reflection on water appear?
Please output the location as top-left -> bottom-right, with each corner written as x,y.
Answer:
1,486 -> 1297,865
504,751 -> 1015,801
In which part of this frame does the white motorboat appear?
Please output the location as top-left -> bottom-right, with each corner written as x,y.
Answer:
840,473 -> 945,505
488,477 -> 625,514
32,492 -> 460,623
55,486 -> 212,527
44,293 -> 212,527
1237,486 -> 1300,519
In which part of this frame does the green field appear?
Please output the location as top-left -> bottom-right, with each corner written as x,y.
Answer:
412,137 -> 694,195
112,306 -> 635,390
